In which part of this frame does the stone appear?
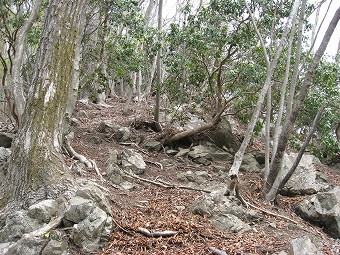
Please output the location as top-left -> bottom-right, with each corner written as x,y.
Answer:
295,187 -> 340,238
98,120 -> 120,133
143,139 -> 162,152
64,197 -> 94,224
5,235 -> 48,255
0,147 -> 11,161
212,214 -> 251,233
240,153 -> 261,173
175,148 -> 190,157
188,145 -> 211,159
280,153 -> 330,196
166,149 -> 178,156
76,184 -> 112,215
72,207 -> 114,252
0,211 -> 41,242
28,199 -> 60,224
0,132 -> 13,148
115,127 -> 131,142
0,242 -> 14,254
289,237 -> 322,255
120,181 -> 136,191
41,239 -> 68,255
106,163 -> 125,185
121,149 -> 146,175
209,117 -> 240,151
211,150 -> 233,162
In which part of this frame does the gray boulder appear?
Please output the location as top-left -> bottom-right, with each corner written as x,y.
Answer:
121,149 -> 146,174
72,207 -> 114,252
76,184 -> 112,215
280,153 -> 330,196
241,153 -> 261,173
4,235 -> 48,255
289,237 -> 323,255
27,199 -> 60,224
295,187 -> 340,238
209,117 -> 240,152
0,242 -> 14,254
143,139 -> 162,152
64,197 -> 95,224
188,190 -> 255,234
212,214 -> 251,233
41,239 -> 68,255
0,210 -> 41,242
98,120 -> 120,133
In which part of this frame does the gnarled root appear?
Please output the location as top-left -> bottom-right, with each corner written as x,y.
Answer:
63,132 -> 104,181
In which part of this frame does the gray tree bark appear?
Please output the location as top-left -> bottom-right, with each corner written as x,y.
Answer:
0,0 -> 87,208
265,7 -> 340,200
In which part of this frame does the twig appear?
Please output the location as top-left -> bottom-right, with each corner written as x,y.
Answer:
145,160 -> 163,170
247,202 -> 298,224
137,227 -> 177,238
208,246 -> 228,255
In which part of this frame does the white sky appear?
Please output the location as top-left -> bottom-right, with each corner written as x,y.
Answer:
162,0 -> 340,57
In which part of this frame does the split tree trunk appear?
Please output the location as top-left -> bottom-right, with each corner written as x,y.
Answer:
0,0 -> 87,208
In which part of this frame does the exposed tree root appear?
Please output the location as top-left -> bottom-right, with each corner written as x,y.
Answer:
63,132 -> 104,181
123,170 -> 211,193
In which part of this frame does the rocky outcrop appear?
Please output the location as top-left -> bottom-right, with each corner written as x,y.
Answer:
121,149 -> 146,174
295,187 -> 340,238
98,120 -> 130,142
0,183 -> 115,254
188,190 -> 258,234
280,153 -> 330,196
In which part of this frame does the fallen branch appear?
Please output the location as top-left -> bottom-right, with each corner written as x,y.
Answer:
208,246 -> 228,255
123,171 -> 211,193
247,202 -> 298,224
138,227 -> 177,238
30,216 -> 63,237
145,160 -> 163,170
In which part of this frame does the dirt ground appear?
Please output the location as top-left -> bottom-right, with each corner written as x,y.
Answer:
70,97 -> 340,255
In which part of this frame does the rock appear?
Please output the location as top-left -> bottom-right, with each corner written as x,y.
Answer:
108,149 -> 119,165
0,132 -> 13,148
106,163 -> 125,185
76,184 -> 112,215
188,145 -> 211,159
0,210 -> 41,242
115,127 -> 130,142
5,235 -> 48,255
0,242 -> 14,254
175,148 -> 190,157
121,149 -> 146,175
143,139 -> 162,152
0,147 -> 11,162
280,153 -> 330,196
120,181 -> 136,190
166,149 -> 178,156
27,199 -> 60,224
72,207 -> 114,252
212,214 -> 251,233
253,150 -> 265,165
41,239 -> 68,255
64,197 -> 94,224
98,120 -> 120,133
209,117 -> 240,151
210,150 -> 233,162
240,153 -> 261,173
295,187 -> 340,238
289,237 -> 323,255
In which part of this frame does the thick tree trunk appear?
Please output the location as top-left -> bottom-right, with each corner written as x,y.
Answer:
0,0 -> 87,208
265,7 -> 340,198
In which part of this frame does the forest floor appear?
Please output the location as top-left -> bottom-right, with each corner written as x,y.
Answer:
70,97 -> 340,255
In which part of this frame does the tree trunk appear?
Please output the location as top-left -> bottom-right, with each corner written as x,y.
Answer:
12,0 -> 42,127
265,7 -> 340,198
0,0 -> 87,208
266,103 -> 327,201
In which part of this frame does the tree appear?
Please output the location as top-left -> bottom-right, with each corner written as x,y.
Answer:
0,0 -> 87,209
265,6 -> 340,202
